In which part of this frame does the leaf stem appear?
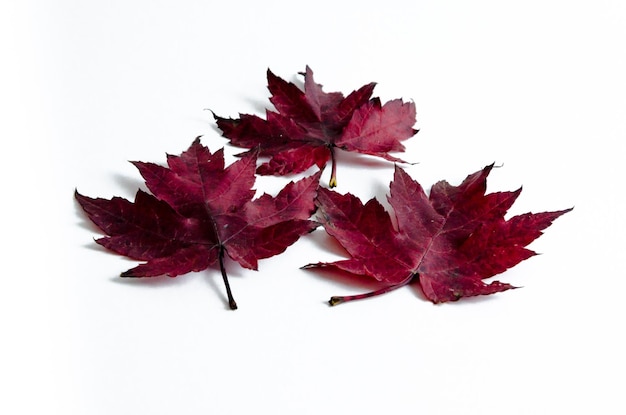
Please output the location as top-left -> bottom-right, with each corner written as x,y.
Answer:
219,246 -> 238,310
329,146 -> 338,188
328,273 -> 415,306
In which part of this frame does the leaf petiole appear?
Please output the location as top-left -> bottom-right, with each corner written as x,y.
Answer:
328,273 -> 416,306
219,246 -> 238,310
329,146 -> 338,188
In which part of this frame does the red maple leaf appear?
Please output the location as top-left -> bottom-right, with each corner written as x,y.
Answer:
75,138 -> 320,309
213,66 -> 417,187
304,164 -> 571,305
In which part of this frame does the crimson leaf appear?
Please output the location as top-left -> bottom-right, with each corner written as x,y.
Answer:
213,66 -> 417,187
304,164 -> 571,305
76,138 -> 320,309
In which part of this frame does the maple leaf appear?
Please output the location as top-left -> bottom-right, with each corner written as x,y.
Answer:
213,66 -> 418,187
303,164 -> 571,305
75,138 -> 320,309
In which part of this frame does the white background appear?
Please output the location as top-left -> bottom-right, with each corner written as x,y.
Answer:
2,1 -> 625,414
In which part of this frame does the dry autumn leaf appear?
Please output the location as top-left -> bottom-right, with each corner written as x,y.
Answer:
304,164 -> 571,305
213,66 -> 417,187
76,138 -> 320,309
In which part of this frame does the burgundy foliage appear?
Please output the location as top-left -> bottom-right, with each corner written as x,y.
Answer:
76,138 -> 320,309
213,66 -> 417,187
304,164 -> 571,305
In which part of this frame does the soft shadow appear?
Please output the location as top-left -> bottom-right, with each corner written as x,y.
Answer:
406,278 -> 505,305
209,121 -> 224,136
370,180 -> 391,203
202,271 -> 229,309
302,265 -> 385,293
110,273 -> 189,288
338,147 -> 416,170
82,242 -> 108,252
447,294 -> 499,305
249,99 -> 272,114
336,150 -> 390,170
75,216 -> 101,233
288,72 -> 305,89
408,278 -> 429,302
110,265 -> 239,310
113,173 -> 148,195
306,229 -> 348,257
201,256 -> 245,309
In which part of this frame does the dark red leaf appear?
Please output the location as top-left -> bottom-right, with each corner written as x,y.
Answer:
304,164 -> 571,305
213,66 -> 418,187
76,138 -> 320,309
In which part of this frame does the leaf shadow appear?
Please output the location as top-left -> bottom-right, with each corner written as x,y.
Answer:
110,273 -> 191,288
408,279 -> 429,302
113,173 -> 148,195
249,99 -> 272,115
302,231 -> 384,293
303,265 -> 386,293
305,229 -> 350,257
82,241 -> 109,252
339,144 -> 416,168
370,179 -> 393,209
336,149 -> 391,171
211,99 -> 272,118
405,278 -> 506,305
110,264 -> 244,311
446,293 -> 500,305
206,257 -> 249,310
209,121 -> 224,137
288,72 -> 305,89
202,271 -> 231,309
75,212 -> 101,234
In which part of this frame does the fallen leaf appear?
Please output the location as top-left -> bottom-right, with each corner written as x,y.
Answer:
213,66 -> 417,187
303,164 -> 571,305
76,138 -> 320,309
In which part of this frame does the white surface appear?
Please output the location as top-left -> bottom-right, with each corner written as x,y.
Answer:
2,1 -> 625,414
